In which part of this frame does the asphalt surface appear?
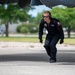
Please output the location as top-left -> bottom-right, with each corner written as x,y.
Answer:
0,42 -> 75,75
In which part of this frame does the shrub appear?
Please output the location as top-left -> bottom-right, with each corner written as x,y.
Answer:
16,25 -> 21,33
20,27 -> 29,33
16,23 -> 39,33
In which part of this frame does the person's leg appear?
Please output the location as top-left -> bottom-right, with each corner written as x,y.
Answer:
44,39 -> 51,56
44,35 -> 51,56
50,35 -> 59,62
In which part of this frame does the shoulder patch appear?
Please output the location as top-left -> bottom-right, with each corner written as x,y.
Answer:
57,22 -> 61,26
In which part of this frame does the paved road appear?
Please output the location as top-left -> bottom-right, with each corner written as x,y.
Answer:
0,42 -> 75,75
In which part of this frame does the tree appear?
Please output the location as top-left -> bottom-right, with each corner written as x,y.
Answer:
33,12 -> 43,24
50,7 -> 75,38
0,4 -> 32,37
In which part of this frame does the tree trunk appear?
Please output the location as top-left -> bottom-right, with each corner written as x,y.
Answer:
5,21 -> 9,37
67,26 -> 71,38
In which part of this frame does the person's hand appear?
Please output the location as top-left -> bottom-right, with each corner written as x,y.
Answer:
40,39 -> 43,43
60,39 -> 64,44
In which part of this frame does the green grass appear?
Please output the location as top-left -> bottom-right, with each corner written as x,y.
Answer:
0,37 -> 39,42
0,37 -> 75,45
64,38 -> 75,45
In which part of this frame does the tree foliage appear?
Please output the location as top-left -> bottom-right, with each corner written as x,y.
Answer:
50,7 -> 75,37
0,4 -> 32,37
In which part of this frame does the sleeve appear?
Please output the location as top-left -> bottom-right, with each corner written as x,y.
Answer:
39,19 -> 44,40
56,21 -> 64,40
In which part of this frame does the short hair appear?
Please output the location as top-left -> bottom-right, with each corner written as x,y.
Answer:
43,11 -> 51,17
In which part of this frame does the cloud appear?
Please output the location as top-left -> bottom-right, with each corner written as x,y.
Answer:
28,5 -> 50,17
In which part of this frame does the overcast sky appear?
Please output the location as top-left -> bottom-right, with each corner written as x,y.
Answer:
28,5 -> 50,17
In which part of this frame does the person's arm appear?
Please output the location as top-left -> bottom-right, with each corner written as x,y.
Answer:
39,19 -> 44,43
56,21 -> 64,44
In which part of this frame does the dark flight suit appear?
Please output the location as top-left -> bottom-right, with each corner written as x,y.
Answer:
39,18 -> 64,61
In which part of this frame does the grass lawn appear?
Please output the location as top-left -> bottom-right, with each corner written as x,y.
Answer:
0,37 -> 75,45
64,38 -> 75,45
0,37 -> 39,42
